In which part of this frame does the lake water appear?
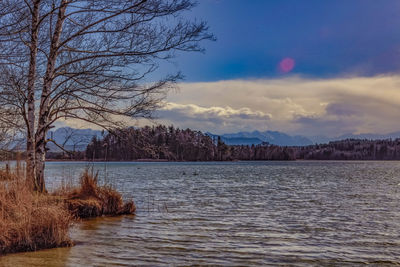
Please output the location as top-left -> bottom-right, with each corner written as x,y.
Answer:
1,161 -> 400,266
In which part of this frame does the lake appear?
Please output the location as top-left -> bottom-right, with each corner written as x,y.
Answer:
1,161 -> 400,266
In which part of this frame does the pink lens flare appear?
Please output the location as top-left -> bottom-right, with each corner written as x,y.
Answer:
279,57 -> 295,73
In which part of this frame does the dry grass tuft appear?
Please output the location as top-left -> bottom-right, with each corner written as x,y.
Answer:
65,169 -> 136,218
0,172 -> 72,255
0,169 -> 17,181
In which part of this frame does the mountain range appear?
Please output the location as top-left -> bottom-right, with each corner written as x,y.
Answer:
210,130 -> 400,147
212,131 -> 314,146
47,127 -> 104,152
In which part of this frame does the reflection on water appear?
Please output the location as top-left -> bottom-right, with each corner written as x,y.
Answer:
0,245 -> 71,267
1,161 -> 400,266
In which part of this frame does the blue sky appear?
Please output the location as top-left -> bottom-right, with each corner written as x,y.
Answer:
164,0 -> 400,81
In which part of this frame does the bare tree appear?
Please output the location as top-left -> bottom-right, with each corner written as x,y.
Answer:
0,106 -> 24,151
47,127 -> 97,156
0,0 -> 213,192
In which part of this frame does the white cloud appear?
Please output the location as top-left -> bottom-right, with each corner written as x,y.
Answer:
156,102 -> 271,133
161,102 -> 271,119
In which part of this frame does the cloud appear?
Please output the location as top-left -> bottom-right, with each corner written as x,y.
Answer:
159,75 -> 400,136
156,103 -> 271,133
160,102 -> 271,120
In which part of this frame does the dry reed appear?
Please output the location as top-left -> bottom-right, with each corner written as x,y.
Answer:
64,169 -> 136,218
0,171 -> 72,255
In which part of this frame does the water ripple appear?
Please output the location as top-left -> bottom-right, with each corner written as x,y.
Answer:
1,161 -> 400,266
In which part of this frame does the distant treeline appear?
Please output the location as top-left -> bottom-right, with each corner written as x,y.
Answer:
0,150 -> 21,161
46,126 -> 400,161
297,139 -> 400,160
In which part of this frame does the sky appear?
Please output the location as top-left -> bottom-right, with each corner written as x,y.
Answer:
65,1 -> 400,137
173,0 -> 400,81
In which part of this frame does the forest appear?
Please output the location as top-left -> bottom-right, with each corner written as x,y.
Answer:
82,125 -> 296,161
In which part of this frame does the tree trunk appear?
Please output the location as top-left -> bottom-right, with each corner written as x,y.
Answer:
26,135 -> 36,189
34,0 -> 68,193
34,127 -> 47,192
26,0 -> 41,190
